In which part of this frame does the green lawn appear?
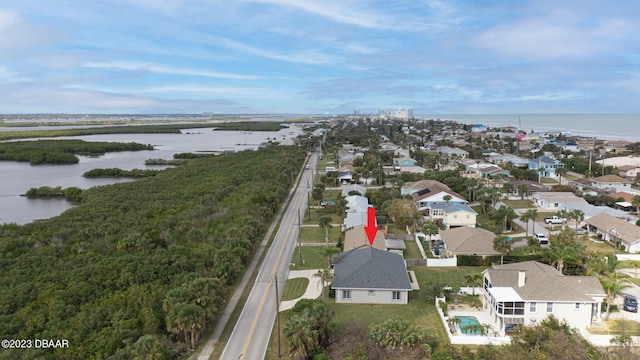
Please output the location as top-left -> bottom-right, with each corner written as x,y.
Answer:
290,246 -> 336,269
281,277 -> 309,301
302,207 -> 343,224
298,226 -> 342,243
404,240 -> 423,259
502,199 -> 534,209
540,177 -> 558,184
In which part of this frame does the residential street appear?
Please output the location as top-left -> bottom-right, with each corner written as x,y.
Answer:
219,153 -> 317,360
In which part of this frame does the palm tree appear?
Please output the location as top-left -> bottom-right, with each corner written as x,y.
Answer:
464,273 -> 482,295
556,209 -> 570,230
312,269 -> 331,302
493,235 -> 511,265
491,205 -> 519,232
318,246 -> 340,269
517,184 -> 529,199
568,209 -> 585,239
443,194 -> 452,203
318,216 -> 332,246
601,278 -> 631,320
502,182 -> 514,199
520,210 -> 532,237
523,208 -> 538,235
555,167 -> 567,185
527,237 -> 540,254
547,244 -> 579,274
422,221 -> 440,249
284,314 -> 318,359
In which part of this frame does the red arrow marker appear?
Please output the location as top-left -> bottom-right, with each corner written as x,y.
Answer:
364,207 -> 378,246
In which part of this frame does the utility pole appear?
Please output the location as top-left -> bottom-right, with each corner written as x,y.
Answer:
274,274 -> 281,358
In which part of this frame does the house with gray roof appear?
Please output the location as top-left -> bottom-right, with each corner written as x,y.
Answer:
482,261 -> 605,334
332,247 -> 412,304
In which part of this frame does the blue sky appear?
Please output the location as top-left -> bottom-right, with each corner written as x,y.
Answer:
1,0 -> 639,114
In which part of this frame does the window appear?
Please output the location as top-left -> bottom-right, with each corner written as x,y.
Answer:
530,302 -> 537,313
498,301 -> 525,315
453,215 -> 458,219
574,303 -> 581,310
392,291 -> 401,301
546,302 -> 553,313
368,290 -> 375,296
342,290 -> 351,300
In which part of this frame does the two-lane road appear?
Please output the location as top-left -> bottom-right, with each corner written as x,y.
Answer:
220,153 -> 317,360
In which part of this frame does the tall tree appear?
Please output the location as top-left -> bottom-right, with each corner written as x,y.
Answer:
493,235 -> 511,265
517,184 -> 529,199
491,205 -> 519,232
318,216 -> 332,246
523,208 -> 539,235
312,269 -> 331,302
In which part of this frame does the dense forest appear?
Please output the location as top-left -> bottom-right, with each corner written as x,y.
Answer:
0,140 -> 154,165
0,144 -> 306,359
83,168 -> 160,178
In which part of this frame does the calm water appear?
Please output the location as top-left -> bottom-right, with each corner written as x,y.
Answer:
419,114 -> 640,141
0,126 -> 302,224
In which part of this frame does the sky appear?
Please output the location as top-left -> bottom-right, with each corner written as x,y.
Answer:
1,0 -> 640,114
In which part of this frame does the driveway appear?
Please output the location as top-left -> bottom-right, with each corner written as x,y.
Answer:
608,270 -> 640,322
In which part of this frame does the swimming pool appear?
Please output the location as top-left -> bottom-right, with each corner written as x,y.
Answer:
456,316 -> 481,335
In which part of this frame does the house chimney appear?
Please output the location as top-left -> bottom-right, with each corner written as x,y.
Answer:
518,271 -> 526,287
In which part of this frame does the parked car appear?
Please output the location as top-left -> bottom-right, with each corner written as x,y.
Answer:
534,233 -> 549,247
576,228 -> 588,235
544,216 -> 565,225
624,295 -> 638,313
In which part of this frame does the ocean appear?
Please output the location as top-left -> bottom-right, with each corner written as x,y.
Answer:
416,114 -> 640,142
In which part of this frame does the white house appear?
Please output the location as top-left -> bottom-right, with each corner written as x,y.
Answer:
584,213 -> 640,253
590,175 -> 633,193
332,247 -> 413,304
401,180 -> 450,196
531,192 -> 587,211
412,183 -> 468,211
482,261 -> 605,334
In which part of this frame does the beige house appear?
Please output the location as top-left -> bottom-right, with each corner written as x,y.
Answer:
439,227 -> 499,256
618,165 -> 640,181
428,203 -> 477,229
482,261 -> 605,334
343,226 -> 386,251
584,213 -> 640,253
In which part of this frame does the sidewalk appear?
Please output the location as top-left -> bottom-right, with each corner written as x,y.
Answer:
279,269 -> 327,311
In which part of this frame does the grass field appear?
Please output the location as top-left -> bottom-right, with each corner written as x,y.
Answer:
290,246 -> 336,269
502,199 -> 534,209
404,240 -> 423,259
302,207 -> 343,224
298,226 -> 342,243
281,278 -> 309,301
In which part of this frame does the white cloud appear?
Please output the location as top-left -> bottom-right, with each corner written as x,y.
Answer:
474,16 -> 634,60
82,61 -> 261,80
211,36 -> 338,65
246,0 -> 395,29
